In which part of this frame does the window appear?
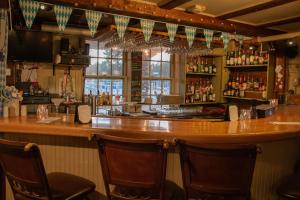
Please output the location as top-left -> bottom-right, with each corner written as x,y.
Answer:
84,40 -> 125,109
142,48 -> 172,105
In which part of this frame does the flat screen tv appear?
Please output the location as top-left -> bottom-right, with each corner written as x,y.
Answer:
8,30 -> 53,62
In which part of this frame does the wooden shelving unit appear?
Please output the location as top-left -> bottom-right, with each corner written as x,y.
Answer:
180,49 -> 224,105
221,51 -> 275,103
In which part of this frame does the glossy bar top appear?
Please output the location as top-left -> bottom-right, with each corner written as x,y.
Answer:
0,105 -> 300,144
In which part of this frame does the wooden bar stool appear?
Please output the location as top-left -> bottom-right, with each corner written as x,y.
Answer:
177,140 -> 258,200
0,139 -> 96,200
95,133 -> 184,200
277,161 -> 300,199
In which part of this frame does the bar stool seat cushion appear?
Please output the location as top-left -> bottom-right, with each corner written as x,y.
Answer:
47,172 -> 96,199
112,180 -> 184,200
277,175 -> 300,199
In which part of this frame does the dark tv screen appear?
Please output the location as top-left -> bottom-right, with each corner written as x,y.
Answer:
8,31 -> 53,62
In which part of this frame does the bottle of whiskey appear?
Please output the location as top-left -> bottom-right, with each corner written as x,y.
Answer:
237,49 -> 242,65
241,49 -> 246,65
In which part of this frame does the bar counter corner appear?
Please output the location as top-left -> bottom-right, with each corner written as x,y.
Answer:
1,105 -> 300,200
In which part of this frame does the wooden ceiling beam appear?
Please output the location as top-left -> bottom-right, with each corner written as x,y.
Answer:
217,0 -> 298,20
258,15 -> 300,28
38,0 -> 283,36
158,0 -> 192,9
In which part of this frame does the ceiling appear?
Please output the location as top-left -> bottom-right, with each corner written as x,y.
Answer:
133,0 -> 300,32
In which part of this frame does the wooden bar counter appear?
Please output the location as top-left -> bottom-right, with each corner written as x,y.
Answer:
1,105 -> 300,200
0,105 -> 300,143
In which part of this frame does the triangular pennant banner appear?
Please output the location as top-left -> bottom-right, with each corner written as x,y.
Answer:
203,29 -> 214,49
85,10 -> 102,37
236,34 -> 244,46
166,23 -> 178,43
185,26 -> 197,48
19,0 -> 40,29
54,5 -> 72,32
140,19 -> 155,42
115,15 -> 130,39
222,32 -> 230,49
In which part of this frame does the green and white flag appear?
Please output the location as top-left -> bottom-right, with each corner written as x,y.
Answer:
85,10 -> 102,37
236,34 -> 244,46
19,0 -> 40,29
203,29 -> 214,49
140,19 -> 155,42
166,23 -> 178,43
54,5 -> 72,32
115,15 -> 130,39
185,26 -> 197,48
222,32 -> 230,49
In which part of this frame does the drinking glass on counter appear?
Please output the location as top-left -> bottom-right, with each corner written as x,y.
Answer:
239,109 -> 251,120
37,104 -> 48,120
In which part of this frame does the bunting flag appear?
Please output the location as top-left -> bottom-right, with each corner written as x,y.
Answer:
85,10 -> 102,37
166,23 -> 178,43
236,34 -> 244,46
222,32 -> 230,49
54,5 -> 72,32
185,26 -> 197,48
115,15 -> 130,39
140,19 -> 155,42
203,29 -> 214,49
18,0 -> 40,29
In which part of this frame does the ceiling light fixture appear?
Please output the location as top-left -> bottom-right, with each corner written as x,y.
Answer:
40,4 -> 46,10
186,5 -> 206,14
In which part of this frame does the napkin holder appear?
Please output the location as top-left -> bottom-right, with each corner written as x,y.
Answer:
75,104 -> 91,124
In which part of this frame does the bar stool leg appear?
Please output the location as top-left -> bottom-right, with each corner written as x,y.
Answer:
0,165 -> 5,200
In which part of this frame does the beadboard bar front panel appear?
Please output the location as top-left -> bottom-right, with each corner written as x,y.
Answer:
3,133 -> 300,200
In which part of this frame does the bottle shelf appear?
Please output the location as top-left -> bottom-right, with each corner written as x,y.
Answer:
225,64 -> 268,68
186,72 -> 216,76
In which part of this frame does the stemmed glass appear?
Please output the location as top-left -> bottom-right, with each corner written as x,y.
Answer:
51,98 -> 64,116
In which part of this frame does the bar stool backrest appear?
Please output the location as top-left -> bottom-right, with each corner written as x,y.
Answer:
0,139 -> 51,200
177,140 -> 258,199
95,133 -> 169,200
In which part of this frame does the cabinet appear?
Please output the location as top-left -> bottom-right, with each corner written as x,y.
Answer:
222,49 -> 275,102
180,51 -> 224,105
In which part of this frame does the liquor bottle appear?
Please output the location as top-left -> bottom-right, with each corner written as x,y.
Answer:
246,50 -> 250,65
249,75 -> 254,90
228,75 -> 232,90
230,51 -> 234,66
212,60 -> 217,74
234,50 -> 238,65
253,77 -> 259,91
254,51 -> 259,65
236,73 -> 240,90
250,50 -> 255,65
223,84 -> 228,96
197,57 -> 201,73
209,61 -> 213,74
237,49 -> 242,65
241,49 -> 246,65
192,58 -> 197,72
226,52 -> 230,65
204,59 -> 209,73
242,74 -> 247,91
259,51 -> 264,64
200,59 -> 205,73
191,81 -> 195,94
232,74 -> 236,90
